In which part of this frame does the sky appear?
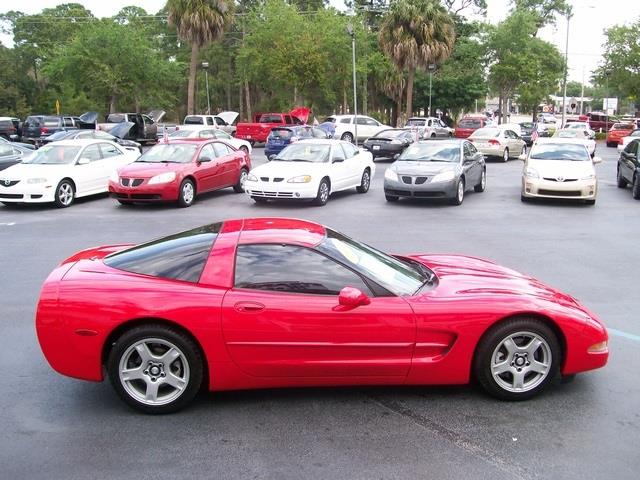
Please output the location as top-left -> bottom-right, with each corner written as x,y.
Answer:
2,0 -> 640,84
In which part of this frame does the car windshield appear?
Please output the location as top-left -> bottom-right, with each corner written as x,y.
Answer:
530,143 -> 590,161
406,119 -> 426,126
46,131 -> 74,141
398,143 -> 460,162
274,143 -> 330,163
317,229 -> 432,296
23,145 -> 80,165
471,127 -> 500,138
374,129 -> 406,139
137,144 -> 198,164
459,119 -> 482,128
554,130 -> 581,138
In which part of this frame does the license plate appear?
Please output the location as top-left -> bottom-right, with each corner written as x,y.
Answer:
373,145 -> 380,150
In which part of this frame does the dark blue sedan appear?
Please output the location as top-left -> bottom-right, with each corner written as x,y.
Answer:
265,125 -> 328,159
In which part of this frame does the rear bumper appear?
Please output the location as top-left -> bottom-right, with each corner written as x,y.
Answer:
364,144 -> 404,157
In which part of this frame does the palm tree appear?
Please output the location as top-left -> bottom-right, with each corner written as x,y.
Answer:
379,0 -> 455,122
167,0 -> 234,115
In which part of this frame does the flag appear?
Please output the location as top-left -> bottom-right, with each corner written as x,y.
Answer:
531,124 -> 539,143
313,117 -> 319,126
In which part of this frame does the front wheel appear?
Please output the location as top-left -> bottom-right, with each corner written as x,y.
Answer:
474,318 -> 561,401
177,179 -> 195,208
616,168 -> 628,188
450,178 -> 464,205
54,179 -> 75,208
233,168 -> 248,193
313,179 -> 330,206
356,169 -> 370,193
239,145 -> 249,155
474,169 -> 486,193
107,324 -> 203,414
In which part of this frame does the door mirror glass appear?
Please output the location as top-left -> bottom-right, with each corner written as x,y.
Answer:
77,157 -> 90,165
199,156 -> 212,163
338,287 -> 371,308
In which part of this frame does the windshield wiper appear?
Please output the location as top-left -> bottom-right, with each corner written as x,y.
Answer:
290,158 -> 312,162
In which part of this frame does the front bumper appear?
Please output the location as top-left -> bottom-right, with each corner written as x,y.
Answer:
522,177 -> 597,200
0,181 -> 55,203
384,175 -> 457,199
108,180 -> 179,202
244,179 -> 319,200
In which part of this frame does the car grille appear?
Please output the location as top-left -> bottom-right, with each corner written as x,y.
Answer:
402,176 -> 412,184
0,180 -> 19,187
257,177 -> 285,183
246,190 -> 294,198
120,178 -> 144,187
0,193 -> 23,199
415,176 -> 429,185
538,189 -> 582,197
400,176 -> 431,185
385,189 -> 412,196
543,178 -> 577,182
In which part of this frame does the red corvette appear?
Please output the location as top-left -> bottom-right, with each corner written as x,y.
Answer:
36,218 -> 608,413
108,139 -> 251,207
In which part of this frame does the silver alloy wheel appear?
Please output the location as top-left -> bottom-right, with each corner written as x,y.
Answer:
362,171 -> 370,190
182,182 -> 194,204
457,180 -> 464,202
239,170 -> 248,186
481,170 -> 486,189
522,145 -> 527,156
118,338 -> 190,406
490,331 -> 552,393
58,183 -> 74,206
319,181 -> 330,203
503,148 -> 509,162
342,132 -> 354,143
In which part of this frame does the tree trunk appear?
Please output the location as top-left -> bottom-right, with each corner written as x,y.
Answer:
187,42 -> 199,115
109,93 -> 117,114
294,85 -> 298,105
239,82 -> 244,121
405,68 -> 415,125
342,85 -> 347,114
498,94 -> 503,125
244,78 -> 252,121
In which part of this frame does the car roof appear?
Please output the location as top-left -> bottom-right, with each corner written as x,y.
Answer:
415,139 -> 465,146
43,139 -> 114,146
296,138 -> 344,145
232,217 -> 327,248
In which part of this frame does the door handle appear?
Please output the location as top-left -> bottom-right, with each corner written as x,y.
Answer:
234,302 -> 265,312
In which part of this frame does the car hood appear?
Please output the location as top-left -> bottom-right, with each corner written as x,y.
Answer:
251,160 -> 329,177
290,107 -> 311,124
109,122 -> 135,139
526,159 -> 595,178
148,110 -> 166,123
216,111 -> 239,125
391,160 -> 458,175
0,162 -> 72,179
406,254 -> 579,306
117,161 -> 187,178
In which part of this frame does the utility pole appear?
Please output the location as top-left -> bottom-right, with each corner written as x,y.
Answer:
347,22 -> 358,144
561,9 -> 572,128
202,62 -> 211,115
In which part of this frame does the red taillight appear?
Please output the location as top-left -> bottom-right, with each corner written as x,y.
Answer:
40,127 -> 48,134
488,139 -> 500,146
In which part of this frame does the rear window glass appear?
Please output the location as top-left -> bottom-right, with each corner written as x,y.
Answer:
43,116 -> 61,127
24,116 -> 42,127
612,123 -> 633,130
184,116 -> 205,125
459,119 -> 482,128
259,114 -> 283,123
107,114 -> 125,123
104,223 -> 221,283
0,120 -> 14,129
407,119 -> 426,126
270,128 -> 293,139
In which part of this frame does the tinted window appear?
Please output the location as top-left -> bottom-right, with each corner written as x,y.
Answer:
99,143 -> 122,158
81,144 -> 102,162
235,244 -> 372,295
24,116 -> 42,127
104,223 -> 221,283
184,116 -> 205,125
340,118 -> 351,124
459,119 -> 482,128
213,143 -> 232,156
43,117 -> 61,127
270,128 -> 293,139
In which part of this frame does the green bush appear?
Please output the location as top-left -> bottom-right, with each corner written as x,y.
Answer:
595,132 -> 607,140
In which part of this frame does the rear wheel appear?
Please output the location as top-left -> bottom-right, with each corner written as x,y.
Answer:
356,169 -> 370,193
177,179 -> 195,208
54,179 -> 75,208
617,168 -> 628,188
341,132 -> 354,144
474,318 -> 561,401
474,169 -> 486,193
233,168 -> 248,193
107,324 -> 203,414
313,179 -> 330,206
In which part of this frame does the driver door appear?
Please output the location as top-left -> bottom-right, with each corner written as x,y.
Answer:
329,143 -> 350,191
75,143 -> 104,194
221,243 -> 416,379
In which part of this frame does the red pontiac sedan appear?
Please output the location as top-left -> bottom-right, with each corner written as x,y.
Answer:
454,116 -> 488,138
605,123 -> 635,148
36,218 -> 609,413
108,139 -> 251,207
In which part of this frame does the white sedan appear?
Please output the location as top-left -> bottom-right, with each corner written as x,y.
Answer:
168,126 -> 252,154
243,139 -> 375,206
0,139 -> 138,207
565,121 -> 596,139
617,129 -> 640,152
552,129 -> 596,156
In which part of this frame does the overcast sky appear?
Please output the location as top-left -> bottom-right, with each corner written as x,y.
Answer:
2,0 -> 640,84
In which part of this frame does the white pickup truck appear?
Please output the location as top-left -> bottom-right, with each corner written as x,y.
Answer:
182,112 -> 239,136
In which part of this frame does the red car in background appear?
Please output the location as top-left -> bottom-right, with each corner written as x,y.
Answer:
235,107 -> 310,145
455,116 -> 488,138
35,217 -> 608,413
606,123 -> 635,147
109,139 -> 251,207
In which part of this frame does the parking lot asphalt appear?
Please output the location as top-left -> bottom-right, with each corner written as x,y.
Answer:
1,142 -> 638,479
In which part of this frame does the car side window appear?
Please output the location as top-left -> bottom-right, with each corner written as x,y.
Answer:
340,118 -> 351,124
143,115 -> 153,125
312,127 -> 327,138
332,144 -> 347,162
342,142 -> 358,158
468,143 -> 478,155
206,117 -> 214,125
99,143 -> 122,158
284,115 -> 292,124
63,117 -> 74,127
234,244 -> 372,296
356,117 -> 368,125
213,142 -> 232,157
463,143 -> 472,158
199,144 -> 215,160
80,144 -> 103,162
213,130 -> 230,139
625,140 -> 639,155
365,118 -> 378,126
214,117 -> 226,126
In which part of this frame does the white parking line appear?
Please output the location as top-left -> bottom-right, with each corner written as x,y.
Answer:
0,222 -> 16,226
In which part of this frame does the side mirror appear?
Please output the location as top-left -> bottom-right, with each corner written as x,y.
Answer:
592,156 -> 602,164
338,287 -> 370,308
199,156 -> 212,163
332,157 -> 345,163
77,158 -> 90,165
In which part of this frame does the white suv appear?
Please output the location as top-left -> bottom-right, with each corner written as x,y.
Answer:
324,115 -> 391,144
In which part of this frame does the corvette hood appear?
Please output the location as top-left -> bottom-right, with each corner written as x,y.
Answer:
392,160 -> 457,176
251,160 -> 328,178
407,254 -> 578,306
117,161 -> 185,178
526,159 -> 595,179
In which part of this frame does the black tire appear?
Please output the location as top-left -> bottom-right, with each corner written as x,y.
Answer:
54,179 -> 75,208
585,199 -> 596,205
341,132 -> 354,144
474,317 -> 561,401
520,194 -> 530,203
117,200 -> 133,206
239,145 -> 249,155
313,178 -> 330,206
233,168 -> 248,193
606,142 -> 615,148
633,175 -> 640,200
450,178 -> 464,205
474,169 -> 486,193
252,196 -> 268,204
616,168 -> 628,188
107,324 -> 204,414
177,179 -> 195,208
502,148 -> 509,162
356,169 -> 370,193
385,194 -> 399,202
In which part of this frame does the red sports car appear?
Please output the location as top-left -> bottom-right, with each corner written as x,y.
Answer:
108,138 -> 251,207
36,218 -> 608,413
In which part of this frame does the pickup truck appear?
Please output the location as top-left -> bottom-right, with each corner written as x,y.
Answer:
21,112 -> 97,146
98,110 -> 165,144
235,107 -> 310,144
182,111 -> 239,136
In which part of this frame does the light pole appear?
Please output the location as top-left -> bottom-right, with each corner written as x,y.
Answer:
560,8 -> 572,128
347,22 -> 358,144
202,61 -> 211,115
428,64 -> 436,117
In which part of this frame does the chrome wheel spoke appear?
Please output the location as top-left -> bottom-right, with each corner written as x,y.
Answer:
502,337 -> 518,355
160,347 -> 180,365
492,360 -> 511,376
529,359 -> 549,375
144,380 -> 161,402
512,371 -> 525,390
135,343 -> 154,363
164,372 -> 187,391
525,338 -> 543,356
121,366 -> 145,382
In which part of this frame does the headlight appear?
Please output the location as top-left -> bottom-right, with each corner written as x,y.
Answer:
581,174 -> 595,180
148,171 -> 176,185
26,178 -> 47,184
287,175 -> 312,183
431,170 -> 456,182
246,173 -> 258,182
525,167 -> 539,179
384,168 -> 398,181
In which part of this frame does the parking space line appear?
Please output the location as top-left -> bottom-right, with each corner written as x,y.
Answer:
0,222 -> 16,226
608,328 -> 640,343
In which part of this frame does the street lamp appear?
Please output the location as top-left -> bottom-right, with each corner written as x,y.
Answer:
428,64 -> 437,117
560,8 -> 572,128
347,22 -> 358,144
202,61 -> 211,115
